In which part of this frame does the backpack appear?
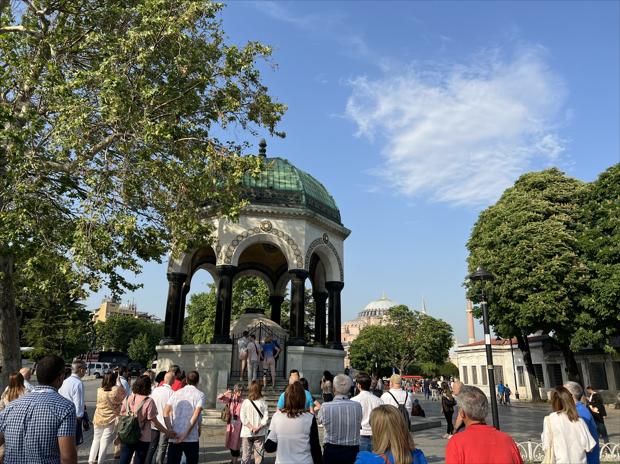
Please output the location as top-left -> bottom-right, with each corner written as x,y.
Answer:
118,396 -> 147,445
387,391 -> 410,429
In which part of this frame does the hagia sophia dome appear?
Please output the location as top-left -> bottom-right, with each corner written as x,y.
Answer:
357,295 -> 400,318
342,295 -> 400,357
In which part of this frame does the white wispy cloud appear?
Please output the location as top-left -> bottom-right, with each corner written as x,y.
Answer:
345,46 -> 569,206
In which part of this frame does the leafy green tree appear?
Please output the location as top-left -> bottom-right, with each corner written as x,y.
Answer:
577,164 -> 620,349
96,316 -> 162,354
17,251 -> 91,361
349,305 -> 453,375
348,325 -> 400,374
0,0 -> 285,384
128,332 -> 157,367
185,276 -> 272,344
466,169 -> 589,391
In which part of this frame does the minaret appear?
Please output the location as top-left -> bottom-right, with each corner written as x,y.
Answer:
466,299 -> 476,344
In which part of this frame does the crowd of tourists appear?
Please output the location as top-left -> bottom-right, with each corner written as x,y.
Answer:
0,354 -> 612,464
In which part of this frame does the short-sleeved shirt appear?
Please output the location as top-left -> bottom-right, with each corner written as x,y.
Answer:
120,394 -> 157,443
267,411 -> 316,464
166,385 -> 206,442
262,342 -> 277,358
0,386 -> 76,464
247,342 -> 260,362
445,424 -> 523,464
277,390 -> 314,410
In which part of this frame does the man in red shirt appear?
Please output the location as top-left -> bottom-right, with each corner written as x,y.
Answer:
159,365 -> 184,391
445,386 -> 523,464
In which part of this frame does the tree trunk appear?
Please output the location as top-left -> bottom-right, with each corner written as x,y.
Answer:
0,253 -> 22,389
560,343 -> 582,385
516,333 -> 542,401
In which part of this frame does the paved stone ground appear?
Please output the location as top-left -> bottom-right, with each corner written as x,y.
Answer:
79,380 -> 620,463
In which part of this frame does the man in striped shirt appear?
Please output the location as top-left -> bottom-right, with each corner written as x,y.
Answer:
316,374 -> 362,464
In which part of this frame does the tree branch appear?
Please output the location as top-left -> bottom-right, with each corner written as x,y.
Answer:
0,25 -> 41,38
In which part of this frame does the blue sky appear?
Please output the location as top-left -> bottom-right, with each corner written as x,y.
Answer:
86,1 -> 619,344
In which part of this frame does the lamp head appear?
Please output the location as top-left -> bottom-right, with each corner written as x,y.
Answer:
469,266 -> 493,282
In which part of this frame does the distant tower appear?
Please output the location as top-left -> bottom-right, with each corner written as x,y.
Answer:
421,297 -> 428,314
466,299 -> 476,343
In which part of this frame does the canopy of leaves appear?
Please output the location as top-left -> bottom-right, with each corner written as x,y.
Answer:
577,163 -> 620,348
95,315 -> 162,355
128,332 -> 157,367
466,168 -> 615,352
348,305 -> 453,374
0,0 -> 286,381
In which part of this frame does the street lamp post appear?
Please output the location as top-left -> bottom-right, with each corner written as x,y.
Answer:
509,337 -> 520,400
469,266 -> 500,430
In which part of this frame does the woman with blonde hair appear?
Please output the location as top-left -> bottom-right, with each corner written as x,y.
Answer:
88,372 -> 125,464
0,372 -> 26,410
355,405 -> 427,464
261,335 -> 280,391
542,386 -> 595,464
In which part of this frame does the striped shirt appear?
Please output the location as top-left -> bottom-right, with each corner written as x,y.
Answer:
317,394 -> 362,446
0,386 -> 76,464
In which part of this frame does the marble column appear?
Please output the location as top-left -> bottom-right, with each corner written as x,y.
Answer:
161,272 -> 188,344
212,265 -> 236,344
174,282 -> 191,343
313,291 -> 328,346
326,281 -> 344,350
288,269 -> 308,346
269,295 -> 285,325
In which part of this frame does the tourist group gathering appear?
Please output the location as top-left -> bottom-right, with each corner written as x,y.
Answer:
0,352 -> 611,464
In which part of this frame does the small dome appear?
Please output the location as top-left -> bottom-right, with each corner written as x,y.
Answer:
358,295 -> 399,318
242,157 -> 341,224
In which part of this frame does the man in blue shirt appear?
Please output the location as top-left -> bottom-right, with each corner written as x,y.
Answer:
497,381 -> 506,404
277,369 -> 314,411
0,355 -> 77,464
565,381 -> 600,464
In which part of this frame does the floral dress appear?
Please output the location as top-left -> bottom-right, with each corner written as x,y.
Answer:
219,392 -> 243,451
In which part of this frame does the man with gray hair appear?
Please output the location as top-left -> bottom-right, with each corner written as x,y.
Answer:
59,360 -> 87,445
564,381 -> 600,464
445,386 -> 522,464
315,373 -> 363,464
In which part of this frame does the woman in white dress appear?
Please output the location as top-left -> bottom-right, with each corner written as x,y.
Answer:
542,386 -> 596,464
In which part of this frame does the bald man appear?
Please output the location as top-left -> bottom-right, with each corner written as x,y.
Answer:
20,367 -> 35,392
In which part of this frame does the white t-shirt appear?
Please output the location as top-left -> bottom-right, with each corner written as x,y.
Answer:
381,388 -> 413,419
150,384 -> 174,430
267,411 -> 315,464
166,385 -> 206,442
352,390 -> 384,436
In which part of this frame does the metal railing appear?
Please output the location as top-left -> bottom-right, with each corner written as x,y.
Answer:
230,321 -> 287,380
516,442 -> 619,463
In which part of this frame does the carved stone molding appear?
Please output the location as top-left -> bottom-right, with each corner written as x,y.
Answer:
304,236 -> 344,281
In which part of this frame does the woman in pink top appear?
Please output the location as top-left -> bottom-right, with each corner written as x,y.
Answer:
219,383 -> 244,464
119,376 -> 175,464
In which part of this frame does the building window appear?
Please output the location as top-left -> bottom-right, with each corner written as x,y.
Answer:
588,362 -> 609,390
547,363 -> 563,387
462,366 -> 469,384
480,366 -> 487,385
494,365 -> 504,384
471,365 -> 478,385
517,366 -> 525,387
533,364 -> 545,387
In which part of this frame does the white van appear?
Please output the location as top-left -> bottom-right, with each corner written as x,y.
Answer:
87,362 -> 111,378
